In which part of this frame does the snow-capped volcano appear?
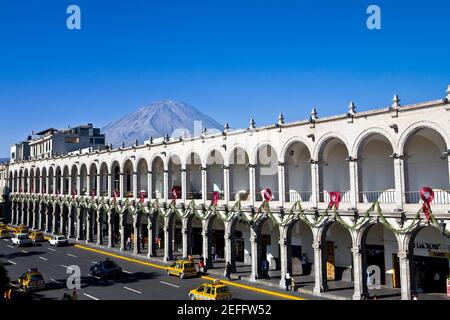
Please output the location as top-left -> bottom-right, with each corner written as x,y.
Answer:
102,100 -> 222,147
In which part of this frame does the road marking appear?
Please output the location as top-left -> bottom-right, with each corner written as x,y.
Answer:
50,279 -> 62,285
39,256 -> 48,261
3,239 -> 9,242
123,270 -> 132,274
48,247 -> 56,252
67,254 -> 77,258
88,274 -> 101,280
73,244 -> 305,301
21,250 -> 29,253
83,293 -> 100,301
160,281 -> 180,288
92,261 -> 98,264
7,245 -> 14,249
8,260 -> 16,265
124,287 -> 142,294
61,265 -> 74,270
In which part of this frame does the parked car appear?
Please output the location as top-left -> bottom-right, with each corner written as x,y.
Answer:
166,260 -> 198,279
89,259 -> 123,279
11,233 -> 33,246
48,234 -> 68,247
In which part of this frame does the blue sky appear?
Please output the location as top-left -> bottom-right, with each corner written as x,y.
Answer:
0,0 -> 449,157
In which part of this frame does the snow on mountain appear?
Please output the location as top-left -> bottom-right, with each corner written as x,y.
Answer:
102,100 -> 223,147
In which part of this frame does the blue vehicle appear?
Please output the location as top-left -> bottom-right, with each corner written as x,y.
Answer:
89,259 -> 123,279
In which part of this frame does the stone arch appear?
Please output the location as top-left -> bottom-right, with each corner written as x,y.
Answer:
185,151 -> 202,200
227,146 -> 250,201
206,148 -> 225,201
253,143 -> 279,201
151,156 -> 165,200
398,121 -> 449,155
168,154 -> 182,199
283,140 -> 312,203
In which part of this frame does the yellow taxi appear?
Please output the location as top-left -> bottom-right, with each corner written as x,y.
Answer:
166,260 -> 198,279
18,268 -> 46,291
189,280 -> 233,301
0,229 -> 12,239
0,222 -> 7,230
29,231 -> 45,243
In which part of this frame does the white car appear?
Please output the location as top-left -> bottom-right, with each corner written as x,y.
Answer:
48,235 -> 69,247
11,233 -> 33,247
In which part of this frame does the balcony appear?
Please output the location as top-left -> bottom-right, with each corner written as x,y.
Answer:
359,189 -> 396,204
405,189 -> 450,204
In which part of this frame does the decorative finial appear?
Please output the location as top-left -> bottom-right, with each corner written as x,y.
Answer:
165,134 -> 170,142
224,123 -> 230,131
150,137 -> 153,144
202,126 -> 207,136
310,107 -> 318,122
109,143 -> 113,149
446,85 -> 450,100
249,118 -> 256,129
347,102 -> 356,116
135,139 -> 139,146
121,141 -> 125,148
277,114 -> 285,126
392,94 -> 401,108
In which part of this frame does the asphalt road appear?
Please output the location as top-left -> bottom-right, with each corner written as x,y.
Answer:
0,238 -> 311,301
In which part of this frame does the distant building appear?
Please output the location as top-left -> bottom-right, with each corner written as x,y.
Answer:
27,124 -> 106,160
10,138 -> 31,164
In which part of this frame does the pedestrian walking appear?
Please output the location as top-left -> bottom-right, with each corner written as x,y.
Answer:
285,273 -> 291,291
71,290 -> 78,301
126,236 -> 132,249
199,258 -> 205,273
225,262 -> 232,280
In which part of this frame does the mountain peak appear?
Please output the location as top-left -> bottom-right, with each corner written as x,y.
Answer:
102,100 -> 222,147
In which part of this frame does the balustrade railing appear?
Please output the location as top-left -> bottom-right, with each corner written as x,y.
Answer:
359,190 -> 396,203
286,191 -> 313,203
405,189 -> 450,204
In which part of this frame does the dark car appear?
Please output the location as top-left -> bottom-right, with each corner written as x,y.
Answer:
89,260 -> 123,279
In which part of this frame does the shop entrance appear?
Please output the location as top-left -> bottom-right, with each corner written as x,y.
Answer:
414,256 -> 448,293
366,244 -> 386,285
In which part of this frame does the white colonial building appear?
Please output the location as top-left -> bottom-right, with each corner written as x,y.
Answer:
2,87 -> 450,300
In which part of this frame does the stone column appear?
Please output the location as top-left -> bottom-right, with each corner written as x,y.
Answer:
249,227 -> 260,282
278,164 -> 286,205
20,202 -> 25,225
96,174 -> 101,197
181,169 -> 187,202
147,215 -> 157,258
224,220 -> 236,271
76,207 -> 82,241
38,204 -> 43,230
85,209 -> 92,243
68,207 -> 73,238
32,202 -> 38,230
107,211 -> 113,248
249,165 -> 256,205
202,218 -> 213,268
96,210 -> 103,246
52,175 -> 57,195
163,216 -> 173,262
133,172 -> 138,199
119,173 -> 124,199
223,166 -> 230,204
133,214 -> 140,255
52,207 -> 57,234
119,213 -> 125,251
10,202 -> 15,225
107,173 -> 112,198
59,206 -> 65,235
163,170 -> 169,202
147,171 -> 152,200
182,217 -> 191,258
312,227 -> 328,295
60,176 -> 64,195
76,175 -> 81,196
27,203 -> 32,227
278,225 -> 292,288
310,162 -> 319,206
351,245 -> 368,300
349,160 -> 359,208
201,168 -> 207,203
394,158 -> 405,207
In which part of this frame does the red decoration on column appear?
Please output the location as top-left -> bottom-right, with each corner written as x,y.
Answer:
90,189 -> 96,200
72,189 -> 77,199
113,190 -> 119,203
139,191 -> 145,203
263,188 -> 273,202
211,192 -> 219,207
420,187 -> 434,221
328,192 -> 341,209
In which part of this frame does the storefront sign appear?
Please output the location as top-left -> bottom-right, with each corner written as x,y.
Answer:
428,251 -> 450,259
413,242 -> 441,250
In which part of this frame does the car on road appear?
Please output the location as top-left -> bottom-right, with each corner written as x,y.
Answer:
48,234 -> 68,246
11,233 -> 33,246
0,229 -> 12,239
189,280 -> 233,301
166,260 -> 198,279
89,259 -> 123,279
18,268 -> 46,291
4,284 -> 33,301
29,231 -> 46,243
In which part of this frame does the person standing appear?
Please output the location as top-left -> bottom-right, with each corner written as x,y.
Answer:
126,236 -> 132,250
225,262 -> 232,280
285,273 -> 291,291
71,290 -> 78,301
